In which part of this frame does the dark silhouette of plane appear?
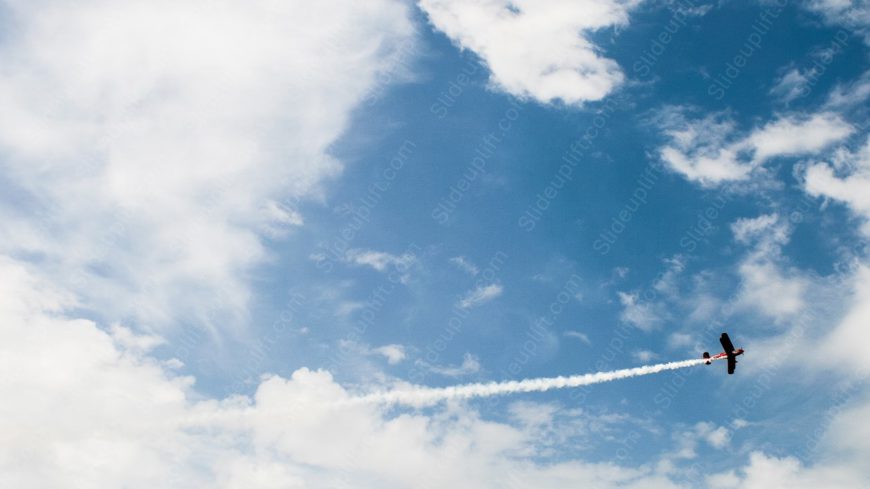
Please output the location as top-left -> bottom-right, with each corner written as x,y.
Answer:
703,333 -> 744,374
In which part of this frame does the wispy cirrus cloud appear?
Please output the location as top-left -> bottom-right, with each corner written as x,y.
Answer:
563,330 -> 591,345
655,108 -> 853,186
804,135 -> 870,236
770,67 -> 812,104
731,214 -> 809,324
415,352 -> 482,377
373,344 -> 407,365
617,291 -> 664,331
806,0 -> 870,44
458,283 -> 503,309
344,249 -> 417,272
449,255 -> 480,275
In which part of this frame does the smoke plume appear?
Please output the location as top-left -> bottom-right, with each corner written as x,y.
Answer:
347,357 -> 720,407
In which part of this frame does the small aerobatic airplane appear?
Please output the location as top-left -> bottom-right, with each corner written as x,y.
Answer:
703,333 -> 745,374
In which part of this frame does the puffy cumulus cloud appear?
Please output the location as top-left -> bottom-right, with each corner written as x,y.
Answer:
0,256 -> 200,487
0,0 -> 416,328
655,109 -> 853,186
689,412 -> 870,489
418,0 -> 637,105
706,451 -> 868,489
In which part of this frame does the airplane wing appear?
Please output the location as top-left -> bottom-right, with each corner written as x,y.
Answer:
727,355 -> 736,375
720,333 -> 735,353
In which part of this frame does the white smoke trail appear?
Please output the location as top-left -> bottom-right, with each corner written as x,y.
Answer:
346,357 -> 721,407
173,357 -> 724,429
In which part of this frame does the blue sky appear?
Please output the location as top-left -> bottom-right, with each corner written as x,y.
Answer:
1,0 -> 869,487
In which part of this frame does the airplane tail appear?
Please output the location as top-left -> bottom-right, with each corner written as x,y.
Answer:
703,352 -> 711,365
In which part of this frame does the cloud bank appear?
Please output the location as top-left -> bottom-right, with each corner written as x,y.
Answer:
0,0 -> 416,329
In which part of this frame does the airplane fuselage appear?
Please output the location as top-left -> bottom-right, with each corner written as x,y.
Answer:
708,348 -> 744,361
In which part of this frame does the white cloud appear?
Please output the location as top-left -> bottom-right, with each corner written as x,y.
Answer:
260,200 -> 305,238
344,249 -> 417,272
770,68 -> 811,104
418,0 -> 637,105
659,145 -> 750,185
653,256 -> 686,298
746,112 -> 854,163
507,401 -> 560,428
656,110 -> 751,186
458,283 -> 503,309
656,109 -> 853,186
804,135 -> 870,236
632,350 -> 657,362
3,254 -> 869,488
668,332 -> 693,349
706,451 -> 868,489
337,340 -> 408,366
731,214 -> 783,244
816,264 -> 870,374
661,422 -> 729,467
373,344 -> 407,365
731,215 -> 809,322
563,330 -> 591,345
0,0 -> 416,329
825,70 -> 870,109
701,424 -> 730,449
416,352 -> 482,377
730,248 -> 870,376
617,291 -> 663,331
679,4 -> 714,17
335,301 -> 366,318
449,256 -> 480,275
823,388 -> 870,458
806,0 -> 870,45
737,261 -> 808,321
108,323 -> 165,353
732,418 -> 750,429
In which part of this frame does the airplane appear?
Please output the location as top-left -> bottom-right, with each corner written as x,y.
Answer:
703,332 -> 744,374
